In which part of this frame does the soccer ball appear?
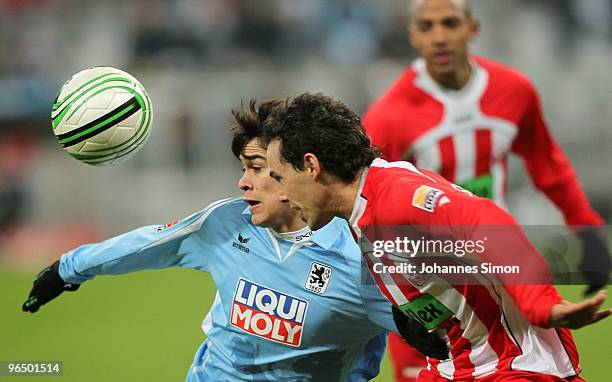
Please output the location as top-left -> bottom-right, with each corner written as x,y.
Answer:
51,67 -> 153,166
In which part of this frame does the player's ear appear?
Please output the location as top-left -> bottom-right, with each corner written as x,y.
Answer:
468,18 -> 480,41
303,153 -> 321,179
407,23 -> 416,48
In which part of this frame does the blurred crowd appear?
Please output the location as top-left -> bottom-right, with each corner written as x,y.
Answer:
0,0 -> 610,238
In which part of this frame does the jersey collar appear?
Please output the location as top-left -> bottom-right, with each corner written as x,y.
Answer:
269,225 -> 312,242
412,57 -> 486,103
242,199 -> 343,251
306,218 -> 344,251
348,165 -> 370,238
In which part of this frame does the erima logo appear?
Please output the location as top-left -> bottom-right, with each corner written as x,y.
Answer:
233,234 -> 250,253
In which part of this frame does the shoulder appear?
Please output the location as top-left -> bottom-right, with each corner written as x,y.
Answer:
476,55 -> 537,96
197,197 -> 250,223
365,161 -> 485,223
365,65 -> 422,118
316,217 -> 360,254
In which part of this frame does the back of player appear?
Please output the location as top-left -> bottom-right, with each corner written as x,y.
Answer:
355,159 -> 583,381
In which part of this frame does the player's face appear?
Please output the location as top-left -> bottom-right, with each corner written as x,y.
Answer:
267,140 -> 330,230
238,140 -> 300,229
409,0 -> 478,80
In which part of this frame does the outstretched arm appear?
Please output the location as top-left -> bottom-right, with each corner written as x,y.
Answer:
512,84 -> 610,295
22,198 -> 230,313
550,290 -> 611,329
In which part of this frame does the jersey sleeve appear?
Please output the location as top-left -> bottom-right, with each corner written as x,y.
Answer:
358,272 -> 397,333
511,83 -> 603,228
415,190 -> 562,327
59,198 -> 232,284
378,177 -> 562,327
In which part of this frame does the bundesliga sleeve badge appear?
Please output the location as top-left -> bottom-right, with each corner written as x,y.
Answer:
412,185 -> 447,212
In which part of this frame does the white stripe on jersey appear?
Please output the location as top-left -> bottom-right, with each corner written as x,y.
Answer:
409,59 -> 519,205
490,161 -> 506,208
398,272 -> 503,379
367,254 -> 410,306
143,197 -> 234,249
498,288 -> 577,377
201,292 -> 222,335
453,132 -> 477,183
415,140 -> 441,172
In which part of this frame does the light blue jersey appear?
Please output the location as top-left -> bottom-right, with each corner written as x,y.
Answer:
59,198 -> 395,381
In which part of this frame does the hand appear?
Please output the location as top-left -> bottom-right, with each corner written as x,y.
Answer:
549,290 -> 612,329
392,306 -> 450,360
578,228 -> 611,296
22,260 -> 80,313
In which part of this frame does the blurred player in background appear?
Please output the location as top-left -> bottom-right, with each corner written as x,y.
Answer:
362,1 -> 611,380
263,92 -> 611,382
23,100 -> 401,381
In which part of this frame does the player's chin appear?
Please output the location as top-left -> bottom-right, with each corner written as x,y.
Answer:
430,62 -> 455,75
250,212 -> 268,228
249,205 -> 265,222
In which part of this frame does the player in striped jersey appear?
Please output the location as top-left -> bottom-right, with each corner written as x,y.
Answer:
263,92 -> 611,381
362,1 -> 610,379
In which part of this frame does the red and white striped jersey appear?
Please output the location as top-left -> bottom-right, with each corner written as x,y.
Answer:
363,56 -> 602,228
352,159 -> 582,380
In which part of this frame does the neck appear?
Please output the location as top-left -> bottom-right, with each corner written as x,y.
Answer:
273,216 -> 307,233
428,61 -> 472,90
326,168 -> 364,221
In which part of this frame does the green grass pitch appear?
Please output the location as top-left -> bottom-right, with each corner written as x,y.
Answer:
1,265 -> 609,381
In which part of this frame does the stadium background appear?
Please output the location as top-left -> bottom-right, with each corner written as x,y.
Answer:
0,0 -> 610,380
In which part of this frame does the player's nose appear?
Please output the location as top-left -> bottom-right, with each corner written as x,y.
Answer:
279,192 -> 289,203
238,172 -> 252,191
431,24 -> 448,44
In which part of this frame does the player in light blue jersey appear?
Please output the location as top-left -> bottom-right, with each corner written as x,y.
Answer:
22,99 -> 397,381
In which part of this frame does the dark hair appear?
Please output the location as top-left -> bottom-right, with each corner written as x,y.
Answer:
262,93 -> 379,182
230,98 -> 286,158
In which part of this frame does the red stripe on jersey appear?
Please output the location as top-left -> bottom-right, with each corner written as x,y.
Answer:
379,255 -> 448,376
475,129 -> 492,177
381,255 -> 422,301
426,357 -> 441,377
446,321 -> 476,379
451,282 -> 522,376
438,136 -> 456,181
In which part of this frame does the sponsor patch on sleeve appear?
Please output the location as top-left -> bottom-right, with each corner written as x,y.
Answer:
397,294 -> 454,331
412,185 -> 445,212
155,220 -> 179,232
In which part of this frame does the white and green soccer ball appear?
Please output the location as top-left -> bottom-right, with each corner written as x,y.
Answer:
51,67 -> 153,166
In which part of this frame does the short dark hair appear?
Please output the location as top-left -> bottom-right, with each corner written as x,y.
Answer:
262,92 -> 379,182
230,98 -> 286,158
